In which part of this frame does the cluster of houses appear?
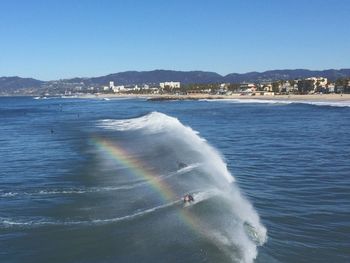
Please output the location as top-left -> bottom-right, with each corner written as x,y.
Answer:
246,77 -> 331,95
206,77 -> 349,96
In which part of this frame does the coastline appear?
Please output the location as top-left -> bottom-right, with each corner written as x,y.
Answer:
4,93 -> 349,102
88,93 -> 350,102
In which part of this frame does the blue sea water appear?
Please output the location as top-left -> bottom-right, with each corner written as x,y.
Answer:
0,96 -> 349,263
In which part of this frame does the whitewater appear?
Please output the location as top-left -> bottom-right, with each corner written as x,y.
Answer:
97,112 -> 267,262
200,98 -> 350,107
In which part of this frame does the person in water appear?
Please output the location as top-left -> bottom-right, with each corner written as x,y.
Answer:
184,194 -> 194,203
177,161 -> 187,169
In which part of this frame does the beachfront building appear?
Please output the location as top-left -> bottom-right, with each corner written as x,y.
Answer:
159,81 -> 181,89
102,81 -> 126,93
239,83 -> 256,93
280,82 -> 290,92
263,84 -> 273,92
328,84 -> 335,93
306,77 -> 328,90
334,80 -> 350,93
112,85 -> 125,93
281,81 -> 298,93
150,87 -> 160,94
240,83 -> 255,90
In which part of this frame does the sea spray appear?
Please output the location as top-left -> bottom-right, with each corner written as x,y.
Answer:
97,112 -> 267,262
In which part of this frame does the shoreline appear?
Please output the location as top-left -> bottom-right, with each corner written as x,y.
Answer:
92,93 -> 350,102
3,93 -> 349,102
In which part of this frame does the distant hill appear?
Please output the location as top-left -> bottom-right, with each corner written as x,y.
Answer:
82,70 -> 223,85
224,69 -> 350,83
62,68 -> 350,86
0,77 -> 43,94
1,69 -> 350,94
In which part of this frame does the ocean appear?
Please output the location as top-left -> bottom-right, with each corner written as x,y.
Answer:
0,97 -> 349,263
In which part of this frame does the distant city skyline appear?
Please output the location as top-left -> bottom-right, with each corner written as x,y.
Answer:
1,0 -> 349,80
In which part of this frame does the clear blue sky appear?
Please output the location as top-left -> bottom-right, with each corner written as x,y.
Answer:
0,0 -> 349,80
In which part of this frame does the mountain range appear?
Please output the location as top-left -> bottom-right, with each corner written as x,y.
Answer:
1,69 -> 350,94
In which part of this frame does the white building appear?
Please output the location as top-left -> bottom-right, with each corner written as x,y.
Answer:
328,84 -> 335,93
112,85 -> 125,93
109,81 -> 115,89
280,81 -> 298,93
306,77 -> 328,88
263,84 -> 273,92
240,83 -> 256,92
160,81 -> 181,89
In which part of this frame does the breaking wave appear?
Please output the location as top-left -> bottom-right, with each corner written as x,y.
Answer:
201,98 -> 350,107
97,112 -> 267,263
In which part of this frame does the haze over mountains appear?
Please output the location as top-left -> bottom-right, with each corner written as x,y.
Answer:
1,69 -> 350,94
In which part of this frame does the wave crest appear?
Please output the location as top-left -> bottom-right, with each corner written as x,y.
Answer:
96,112 -> 267,262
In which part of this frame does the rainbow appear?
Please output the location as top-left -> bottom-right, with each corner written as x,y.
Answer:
90,136 -> 202,232
91,137 -> 177,201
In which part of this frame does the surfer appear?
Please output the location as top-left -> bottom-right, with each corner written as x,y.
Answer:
183,194 -> 194,203
177,161 -> 187,169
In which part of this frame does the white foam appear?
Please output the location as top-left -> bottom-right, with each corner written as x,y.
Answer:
202,98 -> 350,107
0,192 -> 19,197
98,112 -> 188,132
159,162 -> 202,180
225,186 -> 267,244
98,112 -> 234,184
86,200 -> 180,225
182,189 -> 219,208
